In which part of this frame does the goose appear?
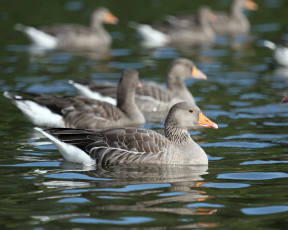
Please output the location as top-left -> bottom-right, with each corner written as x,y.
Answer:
133,7 -> 215,47
35,102 -> 218,166
165,0 -> 257,36
4,69 -> 145,129
263,40 -> 288,67
210,0 -> 258,35
15,7 -> 118,49
69,58 -> 207,112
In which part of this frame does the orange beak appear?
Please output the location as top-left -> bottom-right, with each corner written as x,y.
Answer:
197,112 -> 218,129
245,0 -> 258,10
281,94 -> 288,103
209,13 -> 217,22
192,67 -> 207,80
104,12 -> 118,24
138,81 -> 143,88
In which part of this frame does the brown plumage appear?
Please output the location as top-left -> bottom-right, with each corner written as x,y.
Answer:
70,58 -> 207,112
4,69 -> 145,129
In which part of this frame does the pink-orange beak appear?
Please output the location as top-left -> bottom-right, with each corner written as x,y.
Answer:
197,112 -> 218,129
104,12 -> 118,24
192,67 -> 207,80
245,0 -> 258,11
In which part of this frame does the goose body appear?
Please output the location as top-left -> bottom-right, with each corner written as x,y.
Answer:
15,7 -> 118,49
35,102 -> 218,166
70,58 -> 207,112
4,69 -> 145,129
210,0 -> 258,35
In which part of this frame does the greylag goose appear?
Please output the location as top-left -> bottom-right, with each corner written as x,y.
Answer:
166,0 -> 257,36
4,69 -> 145,128
210,0 -> 257,35
15,7 -> 118,49
263,40 -> 288,67
70,58 -> 207,112
35,102 -> 218,166
133,7 -> 215,47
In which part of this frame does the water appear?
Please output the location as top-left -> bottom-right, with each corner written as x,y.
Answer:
1,0 -> 288,229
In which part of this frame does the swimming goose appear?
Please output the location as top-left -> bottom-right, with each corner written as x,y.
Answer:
133,7 -> 215,47
70,58 -> 207,112
4,69 -> 145,128
211,0 -> 257,35
15,7 -> 118,49
35,102 -> 218,166
263,40 -> 288,67
166,0 -> 257,36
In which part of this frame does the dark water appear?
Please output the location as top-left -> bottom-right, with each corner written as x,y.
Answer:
1,0 -> 288,229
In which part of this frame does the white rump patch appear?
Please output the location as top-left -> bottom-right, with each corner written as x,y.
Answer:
14,100 -> 65,127
136,24 -> 170,48
263,40 -> 276,50
69,80 -> 116,105
15,24 -> 57,49
34,127 -> 95,166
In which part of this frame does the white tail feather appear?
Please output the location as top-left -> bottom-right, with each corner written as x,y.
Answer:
34,127 -> 95,166
69,80 -> 116,105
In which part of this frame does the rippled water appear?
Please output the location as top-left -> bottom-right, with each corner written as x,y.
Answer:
1,0 -> 288,229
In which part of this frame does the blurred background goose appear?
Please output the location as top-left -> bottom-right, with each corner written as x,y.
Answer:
210,0 -> 257,35
4,69 -> 145,128
35,102 -> 218,166
70,58 -> 207,113
165,0 -> 257,36
14,7 -> 118,49
132,7 -> 216,47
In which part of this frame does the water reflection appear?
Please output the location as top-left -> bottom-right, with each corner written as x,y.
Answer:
33,163 -> 218,227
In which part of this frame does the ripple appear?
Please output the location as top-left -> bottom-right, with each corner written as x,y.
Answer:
202,141 -> 276,148
58,197 -> 90,203
201,183 -> 250,189
186,202 -> 224,208
241,205 -> 288,215
70,216 -> 154,224
46,172 -> 112,181
217,172 -> 288,180
240,160 -> 288,165
223,133 -> 288,140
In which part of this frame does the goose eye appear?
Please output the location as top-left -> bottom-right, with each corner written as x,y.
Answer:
189,110 -> 194,113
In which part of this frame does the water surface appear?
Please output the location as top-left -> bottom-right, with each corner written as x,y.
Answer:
1,0 -> 288,229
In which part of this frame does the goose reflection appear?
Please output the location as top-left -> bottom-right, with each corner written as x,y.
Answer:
55,163 -> 217,216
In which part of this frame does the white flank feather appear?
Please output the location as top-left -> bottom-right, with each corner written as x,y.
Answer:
274,47 -> 288,67
15,24 -> 57,49
136,24 -> 170,48
68,80 -> 116,105
14,100 -> 65,127
263,40 -> 276,50
34,127 -> 95,166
